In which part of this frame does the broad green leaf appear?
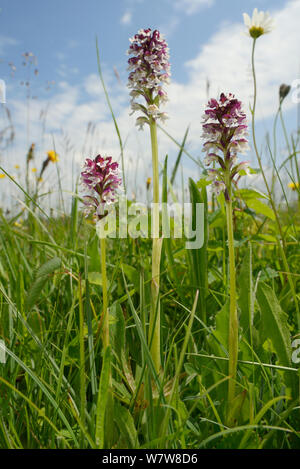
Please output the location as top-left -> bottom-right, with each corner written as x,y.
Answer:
257,282 -> 296,396
237,188 -> 268,200
245,199 -> 275,221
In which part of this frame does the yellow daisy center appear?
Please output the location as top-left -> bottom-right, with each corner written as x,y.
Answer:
249,26 -> 265,39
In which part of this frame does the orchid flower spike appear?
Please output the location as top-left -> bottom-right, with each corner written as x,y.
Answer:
80,154 -> 122,220
127,28 -> 170,129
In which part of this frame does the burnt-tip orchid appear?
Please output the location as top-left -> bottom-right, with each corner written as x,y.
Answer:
80,154 -> 122,220
202,92 -> 250,199
127,28 -> 170,129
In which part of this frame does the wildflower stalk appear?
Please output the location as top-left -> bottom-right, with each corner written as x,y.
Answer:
149,116 -> 161,373
100,237 -> 109,349
127,28 -> 170,374
78,274 -> 86,435
225,184 -> 238,408
201,92 -> 250,419
250,38 -> 300,328
80,153 -> 122,346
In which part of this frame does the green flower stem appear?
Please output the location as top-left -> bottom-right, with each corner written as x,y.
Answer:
225,182 -> 238,413
149,116 -> 162,374
251,38 -> 300,329
100,237 -> 109,349
78,274 -> 86,433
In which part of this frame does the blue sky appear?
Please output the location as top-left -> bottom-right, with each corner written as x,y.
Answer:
0,0 -> 288,86
0,0 -> 299,202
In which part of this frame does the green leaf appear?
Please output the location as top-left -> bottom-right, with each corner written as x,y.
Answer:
237,188 -> 268,200
214,300 -> 229,350
121,263 -> 140,293
170,126 -> 189,185
88,271 -> 110,289
95,346 -> 111,449
162,155 -> 177,286
187,178 -> 208,324
197,178 -> 211,189
245,199 -> 275,221
256,282 -> 296,396
238,244 -> 253,341
26,257 -> 61,310
110,302 -> 125,360
114,402 -> 138,448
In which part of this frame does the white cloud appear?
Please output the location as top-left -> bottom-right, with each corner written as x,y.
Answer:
120,11 -> 132,25
164,0 -> 300,147
174,0 -> 214,15
0,35 -> 18,55
2,0 -> 300,207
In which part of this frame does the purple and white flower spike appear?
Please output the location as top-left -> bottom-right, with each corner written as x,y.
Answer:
201,92 -> 250,198
127,28 -> 170,129
80,154 -> 122,219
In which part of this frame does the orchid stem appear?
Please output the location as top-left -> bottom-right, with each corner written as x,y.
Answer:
225,192 -> 238,414
100,237 -> 109,349
149,116 -> 162,374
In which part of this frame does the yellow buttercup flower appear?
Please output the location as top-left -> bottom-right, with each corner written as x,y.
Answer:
0,174 -> 5,179
288,182 -> 300,191
47,150 -> 59,163
14,219 -> 23,228
14,164 -> 20,169
31,167 -> 37,173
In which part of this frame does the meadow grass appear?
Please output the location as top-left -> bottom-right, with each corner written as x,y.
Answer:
0,146 -> 299,448
0,16 -> 300,450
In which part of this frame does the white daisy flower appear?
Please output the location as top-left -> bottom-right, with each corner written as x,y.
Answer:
243,8 -> 275,39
